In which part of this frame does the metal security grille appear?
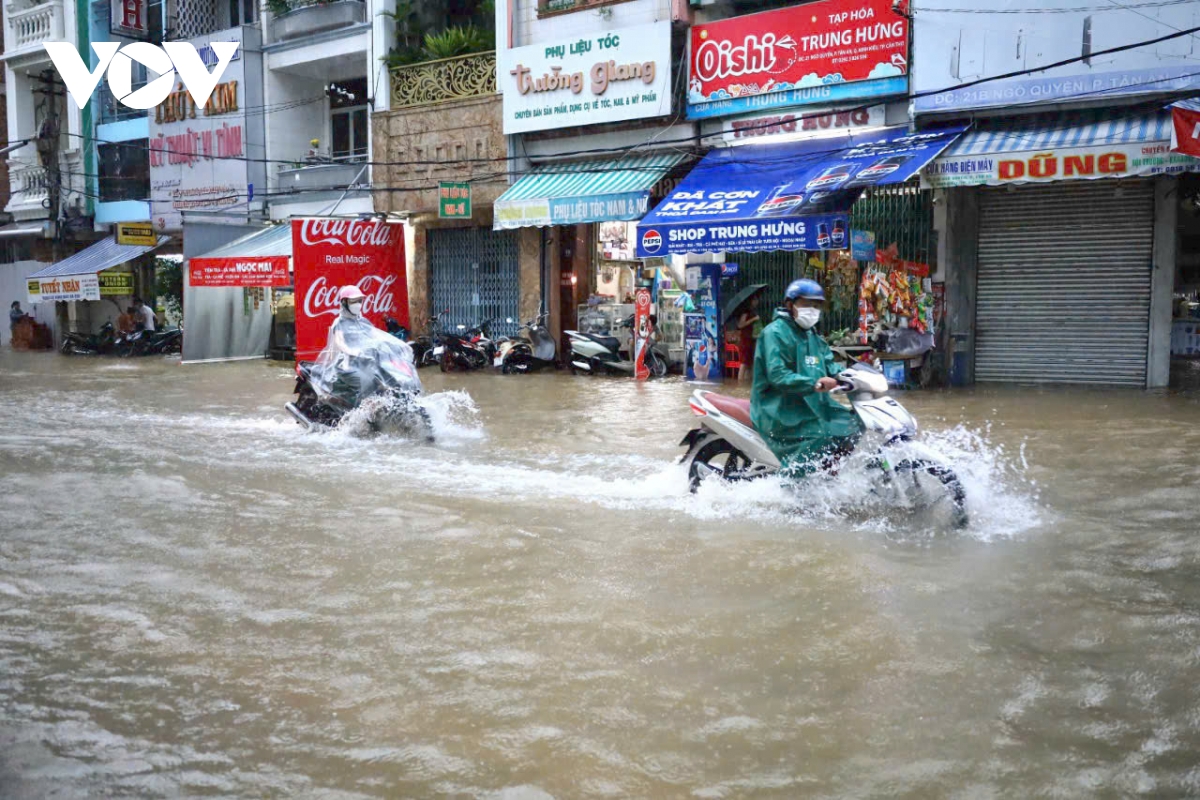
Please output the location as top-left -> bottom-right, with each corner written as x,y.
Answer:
175,0 -> 219,39
428,227 -> 520,339
850,182 -> 936,266
976,181 -> 1154,387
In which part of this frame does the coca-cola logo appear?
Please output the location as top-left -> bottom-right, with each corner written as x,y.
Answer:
302,274 -> 398,319
299,218 -> 395,248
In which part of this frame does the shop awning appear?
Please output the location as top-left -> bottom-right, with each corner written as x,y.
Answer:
188,224 -> 292,287
923,110 -> 1200,188
27,234 -> 169,279
26,235 -> 169,303
635,125 -> 965,257
494,153 -> 686,231
0,221 -> 49,239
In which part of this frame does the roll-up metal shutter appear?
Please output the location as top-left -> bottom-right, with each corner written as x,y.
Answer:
976,182 -> 1154,387
429,228 -> 520,339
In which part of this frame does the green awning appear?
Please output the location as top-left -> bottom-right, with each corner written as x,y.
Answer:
493,152 -> 685,230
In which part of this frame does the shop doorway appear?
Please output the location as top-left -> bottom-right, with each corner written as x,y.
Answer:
1173,175 -> 1200,387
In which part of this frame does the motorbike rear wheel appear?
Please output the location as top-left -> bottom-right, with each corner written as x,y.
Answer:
686,436 -> 751,493
648,350 -> 668,378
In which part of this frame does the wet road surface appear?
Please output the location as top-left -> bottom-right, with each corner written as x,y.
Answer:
2,351 -> 1200,797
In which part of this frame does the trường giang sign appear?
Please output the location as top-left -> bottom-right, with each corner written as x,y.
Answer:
499,20 -> 672,134
687,0 -> 909,120
148,27 -> 250,233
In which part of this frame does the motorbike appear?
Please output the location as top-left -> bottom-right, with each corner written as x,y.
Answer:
60,322 -> 116,355
113,326 -> 183,357
565,314 -> 668,377
678,362 -> 968,528
285,315 -> 433,440
439,318 -> 495,372
495,312 -> 557,373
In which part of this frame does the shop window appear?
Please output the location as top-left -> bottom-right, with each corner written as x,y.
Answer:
227,0 -> 256,27
98,140 -> 151,203
537,0 -> 634,18
330,78 -> 369,163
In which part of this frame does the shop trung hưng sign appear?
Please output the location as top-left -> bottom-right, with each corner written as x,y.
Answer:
499,21 -> 672,134
721,104 -> 885,144
687,0 -> 909,119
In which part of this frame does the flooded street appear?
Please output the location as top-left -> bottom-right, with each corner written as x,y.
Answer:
2,350 -> 1200,798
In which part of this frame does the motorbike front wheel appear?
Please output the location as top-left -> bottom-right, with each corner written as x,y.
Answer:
686,436 -> 751,493
889,458 -> 969,530
648,350 -> 668,378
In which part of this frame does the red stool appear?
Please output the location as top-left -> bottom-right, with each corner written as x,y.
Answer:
724,343 -> 741,378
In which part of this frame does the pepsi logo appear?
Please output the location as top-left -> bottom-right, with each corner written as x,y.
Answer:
641,229 -> 663,253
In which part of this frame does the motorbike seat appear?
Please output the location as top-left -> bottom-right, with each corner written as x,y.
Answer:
703,392 -> 755,429
581,333 -> 621,352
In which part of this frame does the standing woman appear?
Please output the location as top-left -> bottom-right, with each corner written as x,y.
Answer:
735,294 -> 762,382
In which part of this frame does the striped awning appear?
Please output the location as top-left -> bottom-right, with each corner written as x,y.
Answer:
923,111 -> 1200,188
27,235 -> 170,279
494,153 -> 686,230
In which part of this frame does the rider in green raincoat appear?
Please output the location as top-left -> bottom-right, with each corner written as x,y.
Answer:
750,279 -> 863,475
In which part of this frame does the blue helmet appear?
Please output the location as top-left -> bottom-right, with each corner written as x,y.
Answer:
785,278 -> 825,302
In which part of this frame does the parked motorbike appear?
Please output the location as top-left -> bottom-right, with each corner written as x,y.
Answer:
679,362 -> 968,528
113,326 -> 183,357
285,315 -> 433,440
60,322 -> 116,355
439,318 -> 495,372
495,312 -> 557,373
565,314 -> 668,377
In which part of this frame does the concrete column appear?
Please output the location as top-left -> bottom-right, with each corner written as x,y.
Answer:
547,228 -> 562,344
941,186 -> 981,386
407,218 -> 430,335
518,226 -> 542,324
1149,175 -> 1178,388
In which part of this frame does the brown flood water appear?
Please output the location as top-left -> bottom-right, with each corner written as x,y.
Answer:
2,350 -> 1200,798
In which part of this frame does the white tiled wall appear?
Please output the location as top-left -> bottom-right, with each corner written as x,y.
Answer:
513,0 -> 673,47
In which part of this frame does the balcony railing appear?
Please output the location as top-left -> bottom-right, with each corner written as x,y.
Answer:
96,82 -> 149,125
270,0 -> 366,42
390,51 -> 496,110
5,164 -> 51,217
537,0 -> 632,17
4,0 -> 65,60
277,161 -> 367,193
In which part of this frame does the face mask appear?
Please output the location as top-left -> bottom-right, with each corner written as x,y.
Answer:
793,307 -> 821,329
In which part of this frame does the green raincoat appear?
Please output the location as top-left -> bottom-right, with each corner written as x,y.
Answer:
750,309 -> 863,472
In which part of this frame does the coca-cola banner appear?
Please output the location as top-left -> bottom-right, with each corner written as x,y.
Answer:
292,218 -> 408,361
688,0 -> 909,120
189,256 -> 290,288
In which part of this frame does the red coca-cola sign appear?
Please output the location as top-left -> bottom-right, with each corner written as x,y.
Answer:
688,0 -> 908,108
292,218 -> 408,361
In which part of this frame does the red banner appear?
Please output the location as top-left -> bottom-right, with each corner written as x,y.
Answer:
292,218 -> 408,362
634,288 -> 652,381
189,256 -> 290,287
689,0 -> 908,105
1171,104 -> 1200,158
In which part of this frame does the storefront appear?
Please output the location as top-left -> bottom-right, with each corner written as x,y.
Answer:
924,110 -> 1200,388
493,153 -> 686,358
25,234 -> 169,342
636,125 -> 962,380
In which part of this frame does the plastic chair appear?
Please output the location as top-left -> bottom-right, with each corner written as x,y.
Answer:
724,343 -> 741,378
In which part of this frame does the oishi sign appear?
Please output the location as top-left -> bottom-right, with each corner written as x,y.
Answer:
292,218 -> 409,361
687,0 -> 909,119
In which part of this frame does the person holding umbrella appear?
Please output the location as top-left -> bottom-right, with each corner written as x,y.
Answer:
735,292 -> 762,382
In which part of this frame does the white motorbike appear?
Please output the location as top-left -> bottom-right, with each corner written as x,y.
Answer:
565,314 -> 668,377
679,362 -> 968,528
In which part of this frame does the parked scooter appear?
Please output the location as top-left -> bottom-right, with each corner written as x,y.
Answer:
565,314 -> 668,377
678,362 -> 968,528
495,312 -> 557,373
60,322 -> 116,355
439,318 -> 495,372
113,326 -> 183,356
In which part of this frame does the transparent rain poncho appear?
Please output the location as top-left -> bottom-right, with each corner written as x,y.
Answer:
308,315 -> 422,409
